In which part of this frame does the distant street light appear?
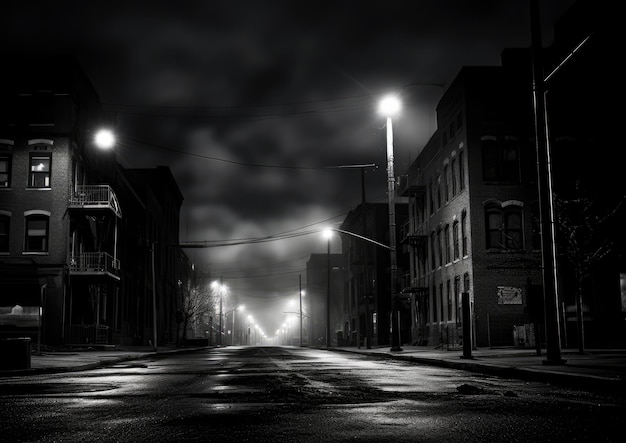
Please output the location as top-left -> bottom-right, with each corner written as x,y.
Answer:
378,93 -> 403,352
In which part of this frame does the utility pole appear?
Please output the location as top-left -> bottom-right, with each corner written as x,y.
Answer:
530,0 -> 564,365
299,274 -> 303,347
219,276 -> 223,347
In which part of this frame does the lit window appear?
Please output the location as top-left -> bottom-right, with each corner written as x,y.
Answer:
25,214 -> 49,252
29,153 -> 51,188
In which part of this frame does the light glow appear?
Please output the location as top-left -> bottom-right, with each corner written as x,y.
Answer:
378,94 -> 401,117
94,129 -> 116,149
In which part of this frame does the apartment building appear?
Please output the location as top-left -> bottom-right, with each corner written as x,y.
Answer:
0,56 -> 188,347
0,56 -> 121,345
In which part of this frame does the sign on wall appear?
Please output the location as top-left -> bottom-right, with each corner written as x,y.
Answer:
497,286 -> 523,305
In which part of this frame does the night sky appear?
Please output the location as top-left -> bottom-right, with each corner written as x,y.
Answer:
2,0 -> 573,334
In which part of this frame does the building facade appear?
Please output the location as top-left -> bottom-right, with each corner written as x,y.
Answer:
0,56 -> 121,345
306,253 -> 344,347
0,56 -> 188,347
339,202 -> 410,347
398,0 -> 625,349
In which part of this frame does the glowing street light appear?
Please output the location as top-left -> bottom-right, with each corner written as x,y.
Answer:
94,128 -> 116,149
379,93 -> 403,352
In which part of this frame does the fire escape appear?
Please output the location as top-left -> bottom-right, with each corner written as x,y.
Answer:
67,184 -> 122,344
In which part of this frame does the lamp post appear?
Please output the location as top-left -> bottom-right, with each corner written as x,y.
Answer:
323,229 -> 333,347
530,0 -> 564,365
211,278 -> 227,347
227,305 -> 244,345
246,315 -> 253,345
379,94 -> 403,352
299,275 -> 304,347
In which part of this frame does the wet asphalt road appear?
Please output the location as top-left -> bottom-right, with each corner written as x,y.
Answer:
0,346 -> 623,442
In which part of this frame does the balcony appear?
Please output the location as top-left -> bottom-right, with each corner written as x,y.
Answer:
69,185 -> 122,218
69,252 -> 120,280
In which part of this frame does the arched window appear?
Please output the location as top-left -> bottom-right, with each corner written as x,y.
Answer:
24,211 -> 50,253
485,204 -> 523,250
452,220 -> 459,260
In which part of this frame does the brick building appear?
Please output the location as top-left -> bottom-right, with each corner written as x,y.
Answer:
398,0 -> 624,349
0,56 -> 188,347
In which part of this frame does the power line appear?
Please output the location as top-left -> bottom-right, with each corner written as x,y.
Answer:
120,136 -> 379,171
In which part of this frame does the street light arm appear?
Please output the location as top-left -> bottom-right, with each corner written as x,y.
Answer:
330,228 -> 391,250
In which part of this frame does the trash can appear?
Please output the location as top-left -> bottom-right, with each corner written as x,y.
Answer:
0,337 -> 32,370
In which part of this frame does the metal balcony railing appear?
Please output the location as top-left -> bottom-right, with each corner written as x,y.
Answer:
69,252 -> 120,280
69,184 -> 122,218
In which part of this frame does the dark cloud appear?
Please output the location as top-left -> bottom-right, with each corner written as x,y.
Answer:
1,0 -> 572,333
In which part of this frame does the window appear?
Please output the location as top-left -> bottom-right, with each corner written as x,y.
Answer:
24,213 -> 49,252
454,276 -> 461,323
453,220 -> 459,260
429,179 -> 434,215
0,154 -> 11,188
451,157 -> 458,196
0,213 -> 9,253
444,224 -> 451,264
443,164 -> 450,202
485,204 -> 523,250
437,228 -> 443,267
447,280 -> 452,321
461,210 -> 468,257
436,175 -> 441,209
439,283 -> 444,322
459,150 -> 465,190
29,153 -> 52,188
481,136 -> 520,182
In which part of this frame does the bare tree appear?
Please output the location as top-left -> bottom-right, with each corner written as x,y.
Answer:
554,188 -> 625,354
178,275 -> 215,344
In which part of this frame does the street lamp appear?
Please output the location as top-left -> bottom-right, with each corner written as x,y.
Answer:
94,128 -> 116,150
226,305 -> 244,345
322,228 -> 333,347
211,278 -> 227,346
378,93 -> 403,352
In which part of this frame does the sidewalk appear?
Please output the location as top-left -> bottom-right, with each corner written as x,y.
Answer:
334,345 -> 626,392
1,344 -> 625,392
